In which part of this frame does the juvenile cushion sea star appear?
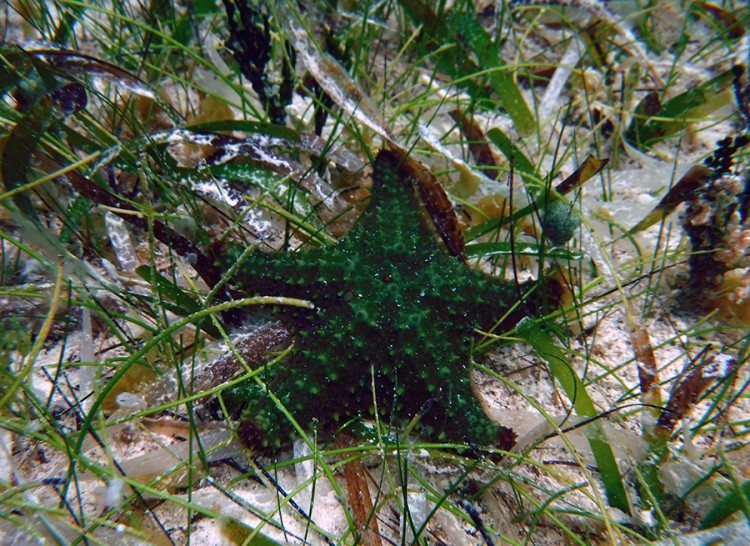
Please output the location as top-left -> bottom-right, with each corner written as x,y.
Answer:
227,148 -> 537,449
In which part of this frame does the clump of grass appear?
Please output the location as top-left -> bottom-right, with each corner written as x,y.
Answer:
1,0 -> 749,544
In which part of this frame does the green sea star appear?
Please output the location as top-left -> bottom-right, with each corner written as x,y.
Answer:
227,149 -> 536,449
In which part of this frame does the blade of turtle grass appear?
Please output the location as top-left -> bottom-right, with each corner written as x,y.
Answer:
219,517 -> 287,546
397,0 -> 489,102
186,120 -> 300,141
700,477 -> 750,530
465,241 -> 582,261
399,1 -> 535,135
626,68 -> 736,148
486,127 -> 536,184
450,11 -> 535,136
517,317 -> 631,514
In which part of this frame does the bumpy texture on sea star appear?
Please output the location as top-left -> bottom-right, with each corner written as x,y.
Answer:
227,149 -> 535,448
